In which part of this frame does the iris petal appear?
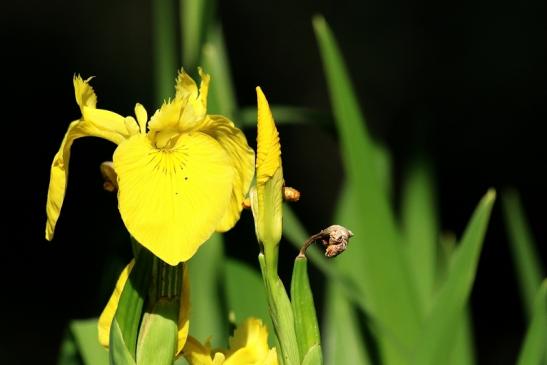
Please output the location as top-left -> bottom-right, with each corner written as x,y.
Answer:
45,119 -> 129,240
197,115 -> 255,232
113,133 -> 234,265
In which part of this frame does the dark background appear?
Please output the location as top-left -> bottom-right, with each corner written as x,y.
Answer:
2,0 -> 546,364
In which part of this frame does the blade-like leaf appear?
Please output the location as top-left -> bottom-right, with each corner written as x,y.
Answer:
517,279 -> 547,365
188,233 -> 227,347
238,106 -> 331,128
224,258 -> 274,344
413,189 -> 496,365
447,308 -> 475,365
181,0 -> 215,70
401,159 -> 438,313
70,319 -> 109,365
291,257 -> 322,363
110,319 -> 137,365
502,189 -> 544,319
202,25 -> 237,119
112,247 -> 153,359
313,15 -> 421,362
323,282 -> 371,365
152,0 -> 178,104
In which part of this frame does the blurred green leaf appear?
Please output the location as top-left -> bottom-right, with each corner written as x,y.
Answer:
188,233 -> 227,347
202,25 -> 238,119
152,0 -> 178,104
517,280 -> 547,365
181,0 -> 215,70
313,15 -> 420,363
439,233 -> 475,365
238,106 -> 330,128
401,159 -> 438,314
323,282 -> 371,365
447,308 -> 475,365
69,319 -> 109,365
502,189 -> 545,319
413,189 -> 496,365
224,258 -> 273,343
291,257 -> 322,363
58,330 -> 81,365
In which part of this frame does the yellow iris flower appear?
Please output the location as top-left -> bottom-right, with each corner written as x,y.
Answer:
45,69 -> 255,265
182,318 -> 278,365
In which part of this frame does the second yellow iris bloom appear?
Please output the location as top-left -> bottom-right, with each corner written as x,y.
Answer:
45,69 -> 255,265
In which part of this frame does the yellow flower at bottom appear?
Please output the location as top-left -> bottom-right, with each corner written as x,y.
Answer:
98,261 -> 191,355
45,69 -> 255,265
183,318 -> 278,365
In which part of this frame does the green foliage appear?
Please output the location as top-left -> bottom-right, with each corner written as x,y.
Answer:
502,189 -> 545,319
517,280 -> 547,365
291,257 -> 322,363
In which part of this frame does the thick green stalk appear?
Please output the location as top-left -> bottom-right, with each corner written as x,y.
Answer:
259,254 -> 301,365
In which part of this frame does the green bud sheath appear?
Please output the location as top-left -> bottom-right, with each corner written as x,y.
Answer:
291,256 -> 323,364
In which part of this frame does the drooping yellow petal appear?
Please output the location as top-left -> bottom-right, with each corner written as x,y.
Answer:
253,88 -> 284,246
45,119 -> 129,240
46,76 -> 137,240
98,260 -> 135,347
113,133 -> 234,265
197,115 -> 255,232
99,261 -> 191,352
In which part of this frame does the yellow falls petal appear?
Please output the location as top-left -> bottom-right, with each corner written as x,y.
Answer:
97,260 -> 136,347
45,120 -> 129,240
197,115 -> 255,232
113,133 -> 234,265
177,264 -> 191,355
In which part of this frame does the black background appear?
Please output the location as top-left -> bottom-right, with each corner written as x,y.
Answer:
2,0 -> 546,364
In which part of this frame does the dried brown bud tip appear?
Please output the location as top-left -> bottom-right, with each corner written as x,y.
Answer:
100,161 -> 118,192
320,225 -> 353,258
283,187 -> 301,202
298,224 -> 354,259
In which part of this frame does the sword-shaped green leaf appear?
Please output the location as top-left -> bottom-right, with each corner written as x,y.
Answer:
412,190 -> 496,365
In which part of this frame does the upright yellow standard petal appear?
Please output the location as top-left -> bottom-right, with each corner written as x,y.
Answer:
198,115 -> 255,232
113,133 -> 234,265
254,88 -> 284,247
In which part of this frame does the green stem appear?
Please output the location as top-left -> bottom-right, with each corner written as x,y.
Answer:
259,254 -> 301,365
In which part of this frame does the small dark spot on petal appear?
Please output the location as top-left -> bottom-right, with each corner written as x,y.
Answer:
184,177 -> 188,181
